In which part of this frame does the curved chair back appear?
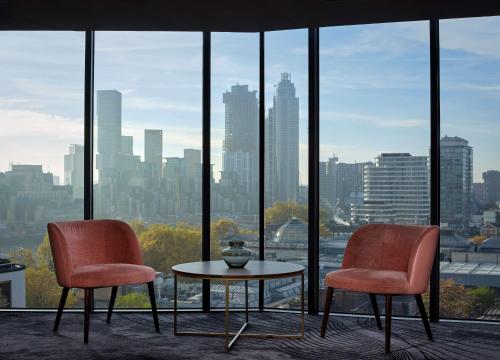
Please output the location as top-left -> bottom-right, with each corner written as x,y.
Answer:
342,224 -> 439,294
47,219 -> 143,288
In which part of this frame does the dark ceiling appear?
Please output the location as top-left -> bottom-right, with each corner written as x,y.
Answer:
1,0 -> 500,31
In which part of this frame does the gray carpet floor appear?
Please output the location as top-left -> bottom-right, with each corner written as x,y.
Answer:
1,311 -> 499,359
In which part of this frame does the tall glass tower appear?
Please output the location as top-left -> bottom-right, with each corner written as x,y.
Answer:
267,73 -> 299,204
440,136 -> 473,229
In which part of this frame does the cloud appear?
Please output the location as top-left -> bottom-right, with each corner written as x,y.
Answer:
126,97 -> 202,113
439,17 -> 500,59
0,108 -> 82,138
321,111 -> 426,128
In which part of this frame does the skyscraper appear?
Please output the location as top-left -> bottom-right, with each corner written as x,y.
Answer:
440,136 -> 473,228
265,107 -> 277,208
320,156 -> 367,218
268,73 -> 299,203
184,149 -> 201,182
121,135 -> 134,155
97,90 -> 122,155
144,129 -> 163,181
221,84 -> 258,207
64,144 -> 84,200
95,90 -> 128,218
351,153 -> 430,224
483,170 -> 500,205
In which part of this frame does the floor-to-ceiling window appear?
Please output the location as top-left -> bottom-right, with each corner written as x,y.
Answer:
264,29 -> 309,309
440,16 -> 500,320
210,33 -> 260,308
0,32 -> 85,308
319,22 -> 431,316
93,32 -> 203,308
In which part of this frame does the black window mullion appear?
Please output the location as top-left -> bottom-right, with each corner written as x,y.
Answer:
202,31 -> 211,313
84,31 -> 94,221
308,27 -> 320,315
429,19 -> 441,323
259,31 -> 265,311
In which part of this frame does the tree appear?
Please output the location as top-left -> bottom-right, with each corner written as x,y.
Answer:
8,247 -> 36,268
115,292 -> 150,308
264,201 -> 332,237
36,234 -> 54,270
25,266 -> 77,308
470,235 -> 487,246
129,219 -> 147,238
139,222 -> 220,275
423,279 -> 474,318
469,287 -> 496,315
211,218 -> 239,242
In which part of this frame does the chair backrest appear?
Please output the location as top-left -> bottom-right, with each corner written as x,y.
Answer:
342,223 -> 439,294
47,219 -> 143,287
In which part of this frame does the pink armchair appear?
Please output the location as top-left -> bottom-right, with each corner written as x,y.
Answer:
47,219 -> 160,343
320,224 -> 439,353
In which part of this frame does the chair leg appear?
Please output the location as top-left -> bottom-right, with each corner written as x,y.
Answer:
320,287 -> 334,338
369,293 -> 383,330
147,281 -> 160,332
385,295 -> 392,353
107,286 -> 118,323
53,287 -> 69,331
415,294 -> 433,341
84,288 -> 92,344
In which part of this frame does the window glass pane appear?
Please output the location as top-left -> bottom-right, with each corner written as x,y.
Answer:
440,16 -> 500,319
264,29 -> 308,310
320,22 -> 430,315
94,32 -> 202,308
211,33 -> 259,308
0,31 -> 85,308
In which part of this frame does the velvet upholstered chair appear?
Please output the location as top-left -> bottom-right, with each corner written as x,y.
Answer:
320,224 -> 439,353
47,219 -> 160,343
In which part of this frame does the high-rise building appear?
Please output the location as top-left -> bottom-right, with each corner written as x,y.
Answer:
144,129 -> 163,181
351,153 -> 430,224
121,136 -> 134,155
268,73 -> 299,203
221,84 -> 258,204
97,90 -> 122,155
184,149 -> 201,182
319,157 -> 337,211
64,144 -> 84,200
440,136 -> 473,228
320,155 -> 367,218
483,170 -> 500,205
265,107 -> 277,208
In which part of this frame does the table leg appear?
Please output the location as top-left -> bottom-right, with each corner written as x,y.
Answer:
301,272 -> 305,337
245,280 -> 249,323
224,280 -> 230,352
173,274 -> 178,335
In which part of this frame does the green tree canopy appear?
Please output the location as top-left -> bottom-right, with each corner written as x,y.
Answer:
115,292 -> 150,308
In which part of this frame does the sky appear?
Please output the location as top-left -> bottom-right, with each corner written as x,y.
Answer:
1,17 -> 500,184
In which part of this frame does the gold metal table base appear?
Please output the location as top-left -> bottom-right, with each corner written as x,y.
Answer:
173,273 -> 305,352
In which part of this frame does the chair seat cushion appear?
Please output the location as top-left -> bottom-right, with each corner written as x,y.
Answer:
71,263 -> 156,288
325,268 -> 411,295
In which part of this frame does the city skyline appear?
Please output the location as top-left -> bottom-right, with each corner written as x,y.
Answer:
2,19 -> 500,183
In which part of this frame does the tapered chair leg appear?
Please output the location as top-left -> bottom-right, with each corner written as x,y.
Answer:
385,295 -> 392,353
53,287 -> 69,331
369,294 -> 383,330
415,294 -> 433,341
107,286 -> 118,323
320,287 -> 334,338
147,281 -> 160,332
84,288 -> 92,344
